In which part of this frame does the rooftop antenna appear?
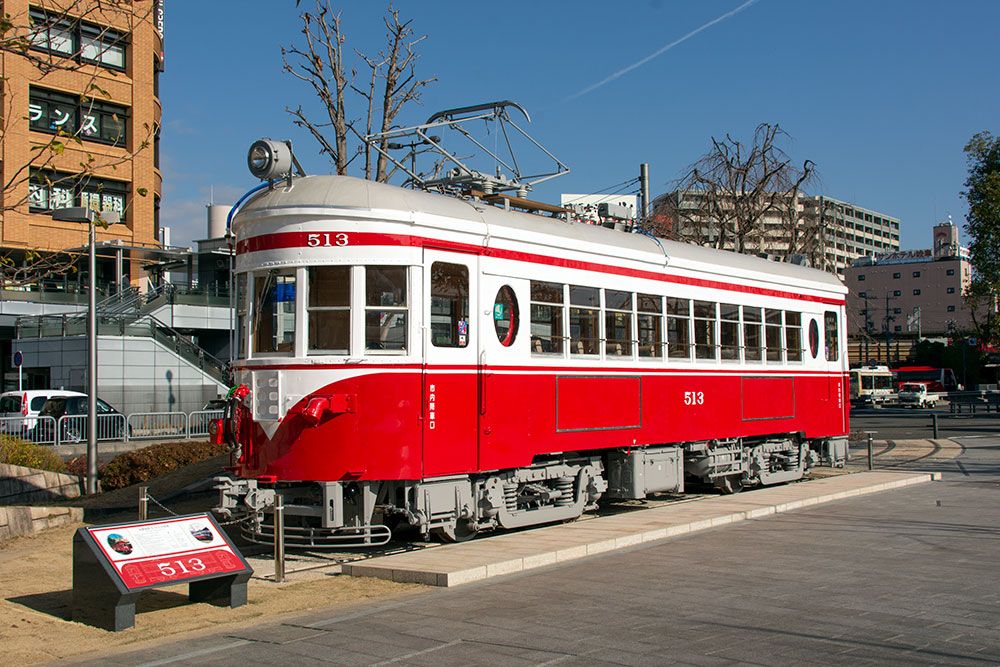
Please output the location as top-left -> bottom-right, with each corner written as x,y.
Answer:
365,100 -> 570,214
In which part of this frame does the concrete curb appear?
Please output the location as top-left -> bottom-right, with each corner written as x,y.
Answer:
342,471 -> 941,587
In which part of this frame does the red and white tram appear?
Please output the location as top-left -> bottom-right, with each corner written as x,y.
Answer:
215,174 -> 849,544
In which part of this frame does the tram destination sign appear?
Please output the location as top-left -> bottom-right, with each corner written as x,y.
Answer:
73,513 -> 252,631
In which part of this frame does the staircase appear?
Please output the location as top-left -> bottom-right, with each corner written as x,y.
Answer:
15,285 -> 231,385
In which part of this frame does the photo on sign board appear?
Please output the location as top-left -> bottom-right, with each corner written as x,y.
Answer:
190,525 -> 214,542
107,533 -> 133,555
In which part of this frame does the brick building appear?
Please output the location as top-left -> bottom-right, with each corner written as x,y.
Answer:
0,0 -> 163,287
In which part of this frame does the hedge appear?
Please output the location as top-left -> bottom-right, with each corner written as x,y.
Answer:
99,441 -> 228,491
0,434 -> 67,473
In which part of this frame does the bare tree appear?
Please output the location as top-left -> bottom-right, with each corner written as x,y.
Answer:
656,123 -> 817,261
0,1 -> 156,286
283,1 -> 435,182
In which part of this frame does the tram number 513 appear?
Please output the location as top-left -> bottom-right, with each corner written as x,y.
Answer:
683,391 -> 705,406
307,233 -> 349,247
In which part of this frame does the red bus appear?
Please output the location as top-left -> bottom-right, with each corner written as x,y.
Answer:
894,366 -> 958,392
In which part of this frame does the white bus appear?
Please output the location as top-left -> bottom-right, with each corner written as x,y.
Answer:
849,365 -> 895,406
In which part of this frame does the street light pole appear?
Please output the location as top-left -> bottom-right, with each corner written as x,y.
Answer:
87,219 -> 97,493
53,207 -> 120,494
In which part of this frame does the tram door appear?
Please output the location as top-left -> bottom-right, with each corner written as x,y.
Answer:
422,250 -> 479,477
477,274 -> 528,472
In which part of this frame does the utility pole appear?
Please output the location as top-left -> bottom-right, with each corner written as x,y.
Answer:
861,292 -> 873,364
883,292 -> 897,364
639,163 -> 651,226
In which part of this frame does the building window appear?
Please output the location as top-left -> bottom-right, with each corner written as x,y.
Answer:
947,268 -> 955,276
893,290 -> 901,297
947,287 -> 956,294
894,325 -> 902,332
29,8 -> 127,71
893,272 -> 901,279
947,305 -> 956,312
893,308 -> 902,315
913,289 -> 921,296
858,274 -> 865,281
859,291 -> 867,298
29,87 -> 128,146
913,271 -> 921,278
153,194 -> 160,244
29,169 -> 127,220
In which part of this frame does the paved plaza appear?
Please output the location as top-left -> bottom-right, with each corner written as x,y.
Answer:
89,427 -> 1000,667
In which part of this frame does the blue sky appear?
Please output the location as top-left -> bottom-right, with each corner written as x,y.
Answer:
159,1 -> 999,250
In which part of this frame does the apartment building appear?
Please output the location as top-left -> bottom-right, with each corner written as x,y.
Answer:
652,190 -> 900,276
1,0 -> 163,285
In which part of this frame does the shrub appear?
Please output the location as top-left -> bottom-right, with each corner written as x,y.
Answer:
99,441 -> 227,491
0,435 -> 67,473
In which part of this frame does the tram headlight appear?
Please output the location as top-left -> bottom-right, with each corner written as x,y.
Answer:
247,139 -> 293,181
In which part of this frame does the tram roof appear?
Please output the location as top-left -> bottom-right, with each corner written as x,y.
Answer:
239,175 -> 846,294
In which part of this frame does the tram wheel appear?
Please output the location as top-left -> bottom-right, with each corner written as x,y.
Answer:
714,475 -> 744,495
432,519 -> 477,543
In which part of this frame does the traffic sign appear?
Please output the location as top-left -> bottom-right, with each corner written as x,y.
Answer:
12,350 -> 22,367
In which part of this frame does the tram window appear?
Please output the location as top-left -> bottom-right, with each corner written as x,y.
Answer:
720,303 -> 740,361
693,300 -> 717,360
365,266 -> 407,352
430,262 -> 469,348
252,269 -> 296,355
236,274 -> 248,360
808,319 -> 820,358
765,308 -> 783,362
785,311 -> 802,362
530,281 -> 564,354
570,285 -> 600,355
824,311 -> 839,361
743,306 -> 762,362
493,285 -> 519,347
666,297 -> 690,359
307,266 -> 350,354
637,293 -> 662,358
605,289 -> 632,357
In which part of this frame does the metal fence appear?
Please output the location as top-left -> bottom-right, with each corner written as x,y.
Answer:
0,410 -> 226,446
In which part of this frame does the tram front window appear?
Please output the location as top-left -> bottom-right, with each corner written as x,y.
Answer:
252,269 -> 296,355
308,266 -> 350,354
366,266 -> 408,352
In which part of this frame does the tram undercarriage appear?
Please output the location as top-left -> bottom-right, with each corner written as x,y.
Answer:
214,436 -> 848,547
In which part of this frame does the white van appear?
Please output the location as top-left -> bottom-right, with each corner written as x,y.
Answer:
0,389 -> 86,436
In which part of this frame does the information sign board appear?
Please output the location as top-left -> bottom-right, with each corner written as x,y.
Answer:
73,513 -> 252,631
87,515 -> 246,589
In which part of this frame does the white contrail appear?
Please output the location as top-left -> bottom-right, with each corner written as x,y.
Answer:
563,0 -> 759,103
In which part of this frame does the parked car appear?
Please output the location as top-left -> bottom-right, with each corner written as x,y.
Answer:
0,389 -> 85,437
37,395 -> 129,442
898,383 -> 938,409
